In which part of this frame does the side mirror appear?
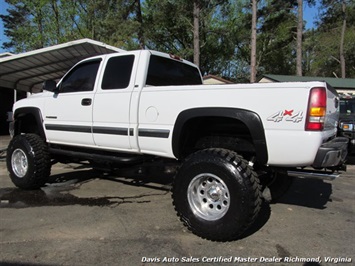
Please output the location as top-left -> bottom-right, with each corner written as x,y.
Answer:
42,80 -> 58,93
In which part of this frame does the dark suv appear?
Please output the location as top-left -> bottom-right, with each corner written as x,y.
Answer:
338,94 -> 355,153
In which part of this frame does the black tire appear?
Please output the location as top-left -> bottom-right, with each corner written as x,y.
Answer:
172,148 -> 262,241
6,134 -> 51,189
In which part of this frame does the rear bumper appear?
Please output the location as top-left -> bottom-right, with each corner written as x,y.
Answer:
312,137 -> 349,168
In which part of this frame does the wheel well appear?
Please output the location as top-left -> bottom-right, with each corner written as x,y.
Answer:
176,116 -> 256,159
13,107 -> 46,139
15,113 -> 41,137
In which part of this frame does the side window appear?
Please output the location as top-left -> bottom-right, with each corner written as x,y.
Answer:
102,55 -> 135,90
60,60 -> 101,93
146,55 -> 202,86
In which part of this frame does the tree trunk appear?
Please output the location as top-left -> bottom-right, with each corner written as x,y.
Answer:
136,0 -> 145,49
250,0 -> 257,83
296,0 -> 303,76
193,0 -> 200,67
51,0 -> 60,44
340,0 -> 346,78
37,9 -> 45,48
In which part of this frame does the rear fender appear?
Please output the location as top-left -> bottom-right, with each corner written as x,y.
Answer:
172,107 -> 268,164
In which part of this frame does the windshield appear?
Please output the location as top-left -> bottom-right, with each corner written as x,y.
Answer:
339,99 -> 355,115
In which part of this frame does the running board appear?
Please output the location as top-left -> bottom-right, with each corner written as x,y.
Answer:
49,147 -> 148,165
287,170 -> 340,180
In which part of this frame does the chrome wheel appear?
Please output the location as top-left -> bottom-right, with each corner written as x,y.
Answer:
7,134 -> 51,189
11,148 -> 28,178
173,149 -> 262,241
187,173 -> 230,221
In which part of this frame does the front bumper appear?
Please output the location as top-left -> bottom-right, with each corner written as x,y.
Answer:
312,137 -> 349,168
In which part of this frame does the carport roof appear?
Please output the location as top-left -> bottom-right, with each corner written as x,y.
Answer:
0,38 -> 125,92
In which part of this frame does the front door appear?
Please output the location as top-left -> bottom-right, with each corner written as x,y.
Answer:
43,59 -> 101,147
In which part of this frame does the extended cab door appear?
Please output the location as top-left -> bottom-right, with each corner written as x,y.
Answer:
43,59 -> 101,146
92,52 -> 139,151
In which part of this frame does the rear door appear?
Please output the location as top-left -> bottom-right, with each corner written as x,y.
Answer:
92,52 -> 139,151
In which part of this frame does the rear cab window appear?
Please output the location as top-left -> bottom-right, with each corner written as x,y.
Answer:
146,55 -> 202,87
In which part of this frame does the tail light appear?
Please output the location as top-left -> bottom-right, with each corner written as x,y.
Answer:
305,87 -> 327,131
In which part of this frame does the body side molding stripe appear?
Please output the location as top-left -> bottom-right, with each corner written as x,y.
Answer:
93,126 -> 129,135
138,128 -> 170,138
45,124 -> 169,138
129,128 -> 134,136
45,124 -> 92,133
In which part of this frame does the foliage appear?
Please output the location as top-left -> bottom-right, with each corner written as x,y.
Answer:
1,0 -> 354,79
1,0 -> 85,52
256,0 -> 298,76
304,0 -> 355,78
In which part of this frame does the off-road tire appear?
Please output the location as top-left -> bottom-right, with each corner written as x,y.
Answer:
172,148 -> 262,241
7,134 -> 51,189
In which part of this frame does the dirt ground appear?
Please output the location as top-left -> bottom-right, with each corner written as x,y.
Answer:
0,135 -> 354,266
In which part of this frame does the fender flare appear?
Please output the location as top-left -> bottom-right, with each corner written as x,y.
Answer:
172,107 -> 268,164
13,107 -> 46,139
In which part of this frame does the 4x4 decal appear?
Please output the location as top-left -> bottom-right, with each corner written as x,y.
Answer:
267,110 -> 303,123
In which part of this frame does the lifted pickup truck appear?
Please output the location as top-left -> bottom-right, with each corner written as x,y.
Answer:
7,50 -> 348,241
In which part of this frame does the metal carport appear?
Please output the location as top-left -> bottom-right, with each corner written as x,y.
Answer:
0,38 -> 125,94
0,38 -> 124,135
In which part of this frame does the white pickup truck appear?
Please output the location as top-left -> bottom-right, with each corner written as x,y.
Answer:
7,50 -> 348,241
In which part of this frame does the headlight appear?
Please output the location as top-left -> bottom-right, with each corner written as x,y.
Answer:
340,122 -> 353,131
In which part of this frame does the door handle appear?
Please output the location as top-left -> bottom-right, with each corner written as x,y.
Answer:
81,98 -> 92,106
